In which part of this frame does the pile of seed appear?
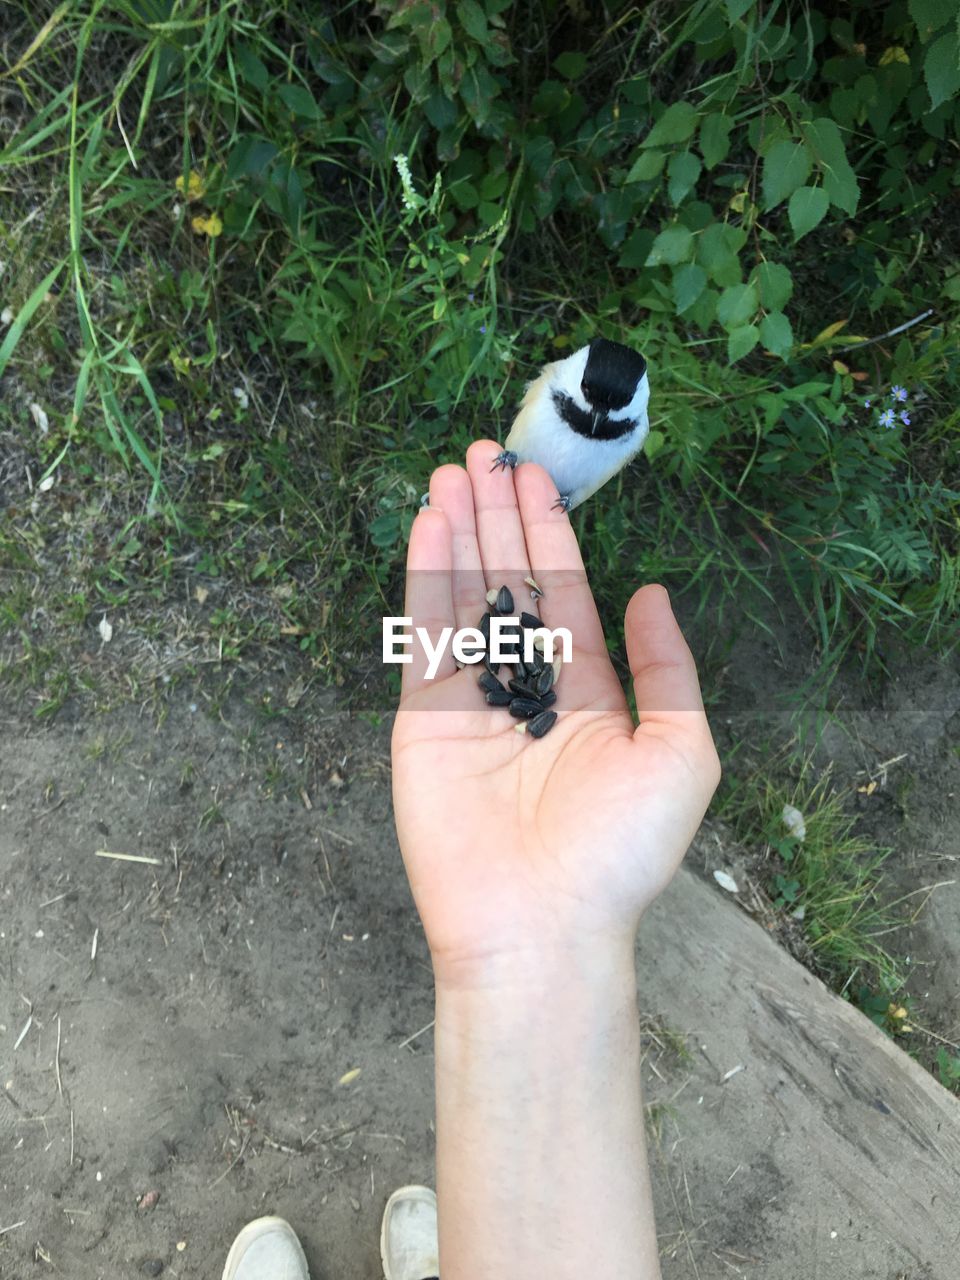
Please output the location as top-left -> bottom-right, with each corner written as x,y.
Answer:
476,584 -> 559,739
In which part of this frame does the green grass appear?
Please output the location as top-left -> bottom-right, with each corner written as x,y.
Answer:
716,749 -> 904,995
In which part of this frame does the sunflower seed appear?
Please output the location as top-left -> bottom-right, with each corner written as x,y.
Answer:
478,612 -> 492,642
514,721 -> 529,734
486,588 -> 499,607
508,697 -> 543,719
478,671 -> 505,695
508,678 -> 539,699
538,689 -> 557,708
486,689 -> 513,706
496,584 -> 514,615
524,575 -> 544,600
519,611 -> 541,631
533,634 -> 545,652
535,664 -> 555,696
484,656 -> 501,676
528,709 -> 558,738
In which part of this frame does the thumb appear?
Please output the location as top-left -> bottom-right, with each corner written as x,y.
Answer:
624,584 -> 708,727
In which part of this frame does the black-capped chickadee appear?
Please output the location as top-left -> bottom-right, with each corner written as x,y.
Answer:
492,337 -> 649,511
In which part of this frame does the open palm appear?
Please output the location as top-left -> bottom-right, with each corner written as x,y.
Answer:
391,441 -> 721,987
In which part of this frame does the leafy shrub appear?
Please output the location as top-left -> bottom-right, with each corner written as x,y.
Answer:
2,0 -> 959,668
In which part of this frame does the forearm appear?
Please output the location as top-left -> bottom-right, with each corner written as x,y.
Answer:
433,941 -> 662,1280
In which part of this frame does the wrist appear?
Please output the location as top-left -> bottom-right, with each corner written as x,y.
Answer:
431,932 -> 638,1002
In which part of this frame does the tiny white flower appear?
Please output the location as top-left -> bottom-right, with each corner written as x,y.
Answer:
98,616 -> 113,643
232,386 -> 250,409
0,306 -> 13,326
37,474 -> 55,492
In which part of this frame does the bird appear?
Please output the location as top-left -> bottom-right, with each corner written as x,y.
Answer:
490,337 -> 650,511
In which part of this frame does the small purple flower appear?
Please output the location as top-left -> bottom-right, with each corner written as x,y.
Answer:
863,398 -> 871,409
480,324 -> 486,334
468,292 -> 475,302
891,385 -> 908,402
899,410 -> 910,426
878,408 -> 896,429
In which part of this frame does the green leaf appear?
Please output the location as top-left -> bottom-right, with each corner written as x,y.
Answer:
755,261 -> 794,311
457,0 -> 488,40
236,44 -> 268,92
717,282 -> 758,329
699,113 -> 733,169
276,83 -> 322,121
728,324 -> 760,364
645,225 -> 695,265
788,186 -> 830,239
726,0 -> 757,19
642,101 -> 699,147
697,223 -> 747,285
424,88 -> 457,129
759,311 -> 794,358
643,429 -> 666,460
553,50 -> 588,79
909,0 -> 952,42
924,31 -> 960,109
667,150 -> 702,204
672,263 -> 707,312
801,118 -> 859,215
761,139 -> 812,209
626,150 -> 666,183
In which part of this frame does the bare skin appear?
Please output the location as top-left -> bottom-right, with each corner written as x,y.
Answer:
391,439 -> 721,1278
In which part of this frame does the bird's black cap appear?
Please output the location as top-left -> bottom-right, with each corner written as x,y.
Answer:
581,338 -> 647,412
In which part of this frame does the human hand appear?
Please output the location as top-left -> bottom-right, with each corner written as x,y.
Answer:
391,440 -> 721,989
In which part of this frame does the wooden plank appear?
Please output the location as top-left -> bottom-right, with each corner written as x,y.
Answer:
636,860 -> 960,1279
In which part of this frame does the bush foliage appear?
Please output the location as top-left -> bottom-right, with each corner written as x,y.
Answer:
2,0 -> 959,674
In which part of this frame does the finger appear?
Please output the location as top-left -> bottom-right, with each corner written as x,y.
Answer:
513,461 -> 607,657
399,507 -> 458,702
429,464 -> 487,631
465,439 -> 532,605
625,585 -> 708,726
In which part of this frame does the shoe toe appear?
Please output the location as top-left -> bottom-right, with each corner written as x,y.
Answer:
381,1186 -> 439,1280
221,1216 -> 309,1280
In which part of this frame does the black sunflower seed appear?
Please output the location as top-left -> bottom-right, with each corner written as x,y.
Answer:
485,688 -> 513,706
535,663 -> 555,697
484,655 -> 501,676
508,678 -> 539,698
496,584 -> 514,615
528,709 -> 558,738
508,697 -> 544,719
478,671 -> 505,695
478,612 -> 492,642
538,689 -> 557,708
519,611 -> 541,631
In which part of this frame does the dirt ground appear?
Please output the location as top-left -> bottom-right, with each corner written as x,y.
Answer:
1,604 -> 958,1279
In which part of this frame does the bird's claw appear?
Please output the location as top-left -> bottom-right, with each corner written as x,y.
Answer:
490,450 -> 519,473
552,494 -> 572,513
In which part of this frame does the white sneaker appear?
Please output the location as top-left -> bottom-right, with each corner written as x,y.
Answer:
380,1185 -> 439,1280
221,1216 -> 310,1280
